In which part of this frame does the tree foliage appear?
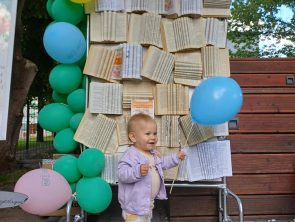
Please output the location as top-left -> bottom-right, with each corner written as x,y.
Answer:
22,0 -> 54,104
228,0 -> 295,57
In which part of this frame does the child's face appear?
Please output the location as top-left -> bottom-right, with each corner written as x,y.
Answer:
129,120 -> 158,151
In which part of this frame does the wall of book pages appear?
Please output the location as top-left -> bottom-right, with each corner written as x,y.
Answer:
75,0 -> 233,184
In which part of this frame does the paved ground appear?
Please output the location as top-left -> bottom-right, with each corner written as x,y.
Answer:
44,198 -> 168,222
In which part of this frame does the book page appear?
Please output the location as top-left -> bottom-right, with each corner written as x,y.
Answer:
154,84 -> 189,115
128,13 -> 142,43
174,51 -> 203,87
111,45 -> 123,80
83,45 -> 117,82
180,0 -> 202,16
187,17 -> 206,49
74,111 -> 117,152
154,84 -> 168,115
89,82 -> 123,114
121,43 -> 143,79
123,79 -> 155,109
115,12 -> 128,42
211,122 -> 229,137
141,46 -> 174,84
164,0 -> 179,18
162,17 -> 206,52
96,0 -> 125,12
205,18 -> 227,48
131,99 -> 154,118
201,46 -> 219,77
203,0 -> 231,9
179,115 -> 214,146
202,8 -> 231,18
129,13 -> 163,48
156,116 -> 181,147
104,129 -> 119,154
141,13 -> 162,47
90,12 -> 127,43
113,115 -> 130,145
219,48 -> 230,77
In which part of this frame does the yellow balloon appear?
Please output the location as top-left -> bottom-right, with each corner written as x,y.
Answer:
70,0 -> 92,3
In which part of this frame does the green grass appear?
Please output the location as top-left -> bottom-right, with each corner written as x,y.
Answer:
17,136 -> 53,150
0,169 -> 29,186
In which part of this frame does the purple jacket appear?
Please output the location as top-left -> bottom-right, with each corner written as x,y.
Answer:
117,146 -> 180,215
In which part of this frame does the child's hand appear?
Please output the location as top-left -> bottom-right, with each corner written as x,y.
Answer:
140,164 -> 149,176
177,151 -> 186,160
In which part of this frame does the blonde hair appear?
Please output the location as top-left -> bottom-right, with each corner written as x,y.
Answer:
127,113 -> 156,134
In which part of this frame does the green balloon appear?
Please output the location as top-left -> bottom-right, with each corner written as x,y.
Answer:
67,89 -> 85,113
70,113 -> 84,131
46,0 -> 54,18
53,155 -> 81,183
78,15 -> 87,38
51,0 -> 84,25
52,91 -> 68,103
38,103 -> 73,132
78,148 -> 105,177
70,182 -> 76,193
53,128 -> 79,153
49,64 -> 82,94
80,75 -> 87,89
76,177 -> 112,213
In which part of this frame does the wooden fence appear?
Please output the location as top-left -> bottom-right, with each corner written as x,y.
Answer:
169,58 -> 295,221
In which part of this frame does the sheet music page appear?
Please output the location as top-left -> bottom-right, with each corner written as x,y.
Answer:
177,156 -> 189,181
186,140 -> 232,181
187,147 -> 203,181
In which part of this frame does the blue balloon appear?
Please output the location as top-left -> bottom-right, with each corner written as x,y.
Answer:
190,77 -> 243,125
43,22 -> 86,64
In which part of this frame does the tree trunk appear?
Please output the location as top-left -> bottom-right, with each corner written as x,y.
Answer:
36,96 -> 44,142
0,0 -> 38,171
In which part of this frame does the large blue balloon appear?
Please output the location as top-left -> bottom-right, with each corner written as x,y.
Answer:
190,77 -> 243,125
43,22 -> 86,64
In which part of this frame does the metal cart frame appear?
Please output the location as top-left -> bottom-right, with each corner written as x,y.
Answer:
66,177 -> 243,222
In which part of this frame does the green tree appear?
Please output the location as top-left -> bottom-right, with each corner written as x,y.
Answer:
228,0 -> 295,57
22,0 -> 54,142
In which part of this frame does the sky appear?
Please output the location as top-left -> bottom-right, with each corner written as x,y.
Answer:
259,5 -> 294,52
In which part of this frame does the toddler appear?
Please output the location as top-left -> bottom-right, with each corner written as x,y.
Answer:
118,113 -> 186,222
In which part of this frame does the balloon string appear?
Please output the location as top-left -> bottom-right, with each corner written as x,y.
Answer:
169,120 -> 194,194
72,192 -> 77,200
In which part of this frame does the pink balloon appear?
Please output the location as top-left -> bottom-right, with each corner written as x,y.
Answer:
14,169 -> 72,215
